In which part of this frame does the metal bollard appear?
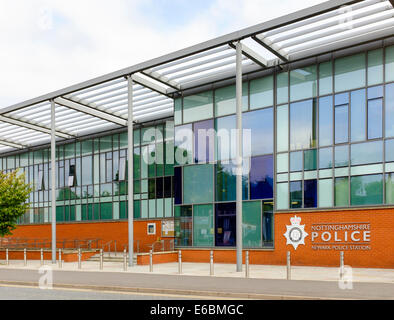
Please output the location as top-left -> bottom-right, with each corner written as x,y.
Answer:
340,251 -> 344,280
100,249 -> 103,270
6,249 -> 9,266
40,248 -> 44,266
149,250 -> 153,272
245,251 -> 250,278
178,250 -> 182,275
78,248 -> 82,269
59,249 -> 62,268
24,248 -> 27,266
287,251 -> 291,280
123,249 -> 127,271
210,250 -> 214,276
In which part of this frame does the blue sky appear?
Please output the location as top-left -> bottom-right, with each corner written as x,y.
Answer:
0,0 -> 325,107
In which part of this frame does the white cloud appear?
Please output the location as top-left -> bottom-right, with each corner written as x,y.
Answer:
0,0 -> 325,107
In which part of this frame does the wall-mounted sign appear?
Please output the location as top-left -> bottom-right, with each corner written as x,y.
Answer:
283,216 -> 308,250
161,220 -> 174,237
311,222 -> 371,251
147,223 -> 156,235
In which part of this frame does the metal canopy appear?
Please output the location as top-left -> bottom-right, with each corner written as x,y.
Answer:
0,0 -> 393,154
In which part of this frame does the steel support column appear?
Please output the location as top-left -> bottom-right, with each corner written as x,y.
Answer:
50,100 -> 56,264
235,41 -> 243,272
127,76 -> 134,267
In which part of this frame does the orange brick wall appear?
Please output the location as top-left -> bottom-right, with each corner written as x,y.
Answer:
181,207 -> 394,269
7,219 -> 172,253
7,208 -> 394,268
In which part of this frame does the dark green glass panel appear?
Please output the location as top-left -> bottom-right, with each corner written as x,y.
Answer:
183,164 -> 214,204
242,201 -> 262,248
193,204 -> 214,247
175,205 -> 192,247
100,202 -> 113,220
70,205 -> 76,221
93,203 -> 100,220
351,174 -> 383,206
56,206 -> 64,222
304,149 -> 317,171
335,177 -> 349,207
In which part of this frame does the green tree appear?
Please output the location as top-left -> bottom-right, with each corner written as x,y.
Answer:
0,169 -> 32,236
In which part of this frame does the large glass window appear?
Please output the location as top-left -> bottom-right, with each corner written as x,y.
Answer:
290,181 -> 302,208
385,83 -> 394,138
175,206 -> 192,246
250,76 -> 273,109
319,179 -> 333,207
290,66 -> 317,101
335,102 -> 348,144
319,61 -> 333,95
351,141 -> 383,165
174,98 -> 182,125
319,148 -> 333,169
350,89 -> 366,142
368,98 -> 383,140
386,140 -> 394,162
277,183 -> 289,210
183,164 -> 213,204
304,179 -> 317,208
242,201 -> 262,248
243,108 -> 273,156
175,124 -> 193,165
183,92 -> 213,123
277,72 -> 288,105
335,177 -> 349,207
386,173 -> 394,205
81,156 -> 92,186
194,119 -> 214,163
290,99 -> 317,150
216,161 -> 248,202
215,84 -> 248,117
216,115 -> 235,161
350,174 -> 383,206
193,204 -> 214,247
368,49 -> 383,86
250,155 -> 273,200
335,53 -> 365,92
276,105 -> 289,152
304,149 -> 317,171
319,96 -> 333,146
335,145 -> 349,167
385,45 -> 394,82
215,202 -> 236,247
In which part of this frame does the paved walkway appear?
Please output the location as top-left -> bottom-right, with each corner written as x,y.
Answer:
0,259 -> 393,284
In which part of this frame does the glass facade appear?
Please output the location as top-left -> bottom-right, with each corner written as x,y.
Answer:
2,44 -> 394,250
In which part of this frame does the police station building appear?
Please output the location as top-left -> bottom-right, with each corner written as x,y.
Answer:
1,0 -> 394,269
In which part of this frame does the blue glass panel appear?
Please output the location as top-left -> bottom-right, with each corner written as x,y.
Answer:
174,167 -> 182,205
368,86 -> 383,99
368,98 -> 383,139
350,89 -> 366,142
215,202 -> 236,247
216,161 -> 248,202
194,119 -> 214,163
319,96 -> 333,146
386,140 -> 394,162
335,145 -> 349,167
335,93 -> 349,105
304,179 -> 317,208
290,181 -> 302,208
243,108 -> 273,155
250,155 -> 273,200
351,141 -> 383,165
335,105 -> 348,144
319,147 -> 333,169
290,99 -> 317,150
386,83 -> 394,137
290,151 -> 302,172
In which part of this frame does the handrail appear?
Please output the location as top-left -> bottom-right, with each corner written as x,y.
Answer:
0,237 -> 102,250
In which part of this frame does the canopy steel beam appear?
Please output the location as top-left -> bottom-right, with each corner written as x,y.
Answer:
0,115 -> 74,139
0,138 -> 28,149
0,0 -> 362,115
252,36 -> 289,62
54,97 -> 128,127
142,70 -> 181,91
230,42 -> 268,67
131,74 -> 170,97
